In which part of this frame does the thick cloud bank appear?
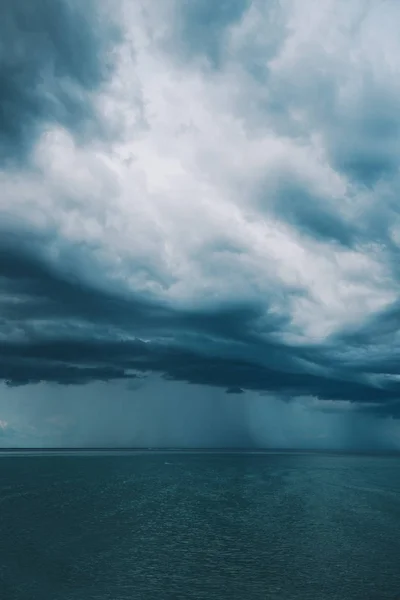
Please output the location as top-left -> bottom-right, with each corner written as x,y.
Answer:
2,0 -> 400,446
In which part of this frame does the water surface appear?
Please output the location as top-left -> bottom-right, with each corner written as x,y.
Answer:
1,451 -> 400,599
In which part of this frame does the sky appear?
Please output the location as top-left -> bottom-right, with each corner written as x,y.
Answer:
2,0 -> 400,449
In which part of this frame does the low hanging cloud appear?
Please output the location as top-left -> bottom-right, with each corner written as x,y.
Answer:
2,0 -> 400,427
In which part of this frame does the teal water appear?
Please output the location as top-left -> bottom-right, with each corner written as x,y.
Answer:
1,452 -> 400,599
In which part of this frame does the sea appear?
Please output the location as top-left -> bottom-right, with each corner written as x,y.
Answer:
0,450 -> 400,600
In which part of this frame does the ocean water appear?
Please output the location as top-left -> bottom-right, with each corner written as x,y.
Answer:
0,452 -> 400,600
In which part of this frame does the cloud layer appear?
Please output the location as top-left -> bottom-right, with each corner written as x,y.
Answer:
2,0 -> 400,445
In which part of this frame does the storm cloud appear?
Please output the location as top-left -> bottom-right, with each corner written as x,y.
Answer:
0,0 -> 120,164
2,0 -> 400,447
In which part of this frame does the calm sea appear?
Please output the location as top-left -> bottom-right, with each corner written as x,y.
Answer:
0,451 -> 400,600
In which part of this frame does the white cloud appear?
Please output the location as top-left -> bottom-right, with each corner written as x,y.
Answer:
1,0 -> 400,344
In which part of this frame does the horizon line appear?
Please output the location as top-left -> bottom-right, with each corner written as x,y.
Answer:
1,447 -> 400,455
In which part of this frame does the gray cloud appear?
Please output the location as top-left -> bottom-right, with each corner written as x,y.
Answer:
0,0 -> 120,164
174,0 -> 250,67
2,234 -> 400,418
2,0 -> 400,448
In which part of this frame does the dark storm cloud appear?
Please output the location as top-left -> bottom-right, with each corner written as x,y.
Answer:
0,0 -> 119,164
278,72 -> 400,191
3,333 -> 399,404
226,387 -> 245,395
2,0 -> 400,453
336,301 -> 400,349
2,233 -> 400,411
327,83 -> 400,188
175,0 -> 250,67
267,180 -> 358,248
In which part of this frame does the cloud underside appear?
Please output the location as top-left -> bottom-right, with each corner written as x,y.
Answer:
2,239 -> 400,419
2,0 -> 400,419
